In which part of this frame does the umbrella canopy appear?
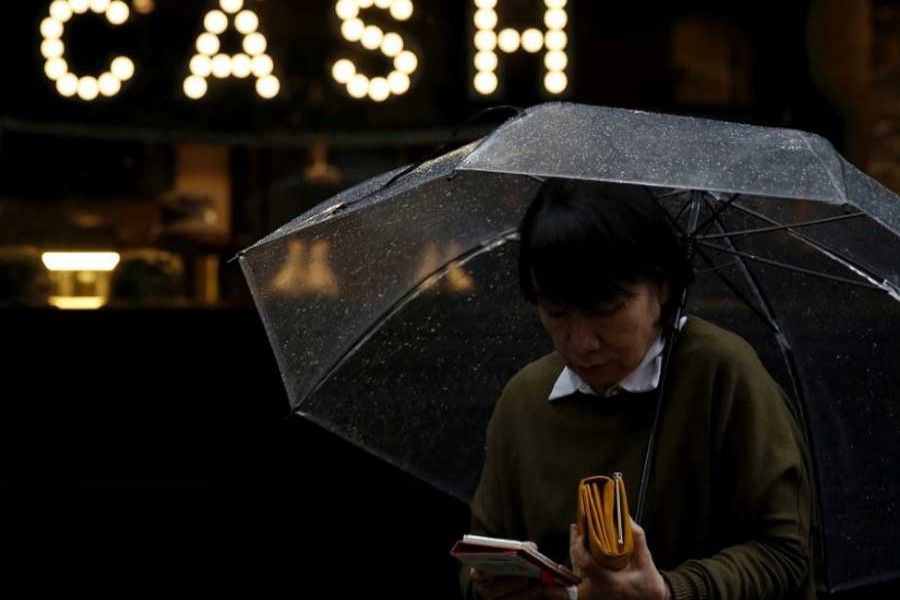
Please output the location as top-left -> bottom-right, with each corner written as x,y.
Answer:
238,103 -> 900,592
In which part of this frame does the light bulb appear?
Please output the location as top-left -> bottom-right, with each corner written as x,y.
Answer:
497,28 -> 520,53
389,0 -> 413,21
361,25 -> 383,50
356,0 -> 374,7
474,0 -> 496,8
68,0 -> 90,14
204,10 -> 228,34
545,0 -> 566,8
347,73 -> 369,98
394,50 -> 417,74
235,10 -> 259,34
40,18 -> 64,39
77,76 -> 100,100
106,0 -> 129,24
387,70 -> 409,94
521,28 -> 543,53
544,70 -> 567,94
473,8 -> 497,31
184,75 -> 208,99
98,72 -> 121,96
190,54 -> 212,77
335,0 -> 358,20
56,72 -> 78,96
381,32 -> 403,57
220,0 -> 243,13
231,53 -> 252,78
44,58 -> 68,80
89,0 -> 110,14
544,50 -> 567,71
256,75 -> 280,98
111,56 -> 134,80
368,76 -> 390,101
211,53 -> 232,78
544,30 -> 567,51
49,1 -> 73,22
196,32 -> 220,56
474,30 -> 497,51
374,0 -> 392,8
251,54 -> 274,77
341,18 -> 364,42
332,59 -> 356,84
243,32 -> 267,56
474,50 -> 497,72
544,8 -> 567,30
41,39 -> 65,59
474,71 -> 497,95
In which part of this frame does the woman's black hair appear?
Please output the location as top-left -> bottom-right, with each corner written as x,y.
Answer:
518,178 -> 693,330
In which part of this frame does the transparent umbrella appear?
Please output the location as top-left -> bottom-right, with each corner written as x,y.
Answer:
238,103 -> 900,593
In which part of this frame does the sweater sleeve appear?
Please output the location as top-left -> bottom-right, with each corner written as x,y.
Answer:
660,349 -> 814,600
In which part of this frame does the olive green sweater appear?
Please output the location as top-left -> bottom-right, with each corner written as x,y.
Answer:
464,317 -> 815,600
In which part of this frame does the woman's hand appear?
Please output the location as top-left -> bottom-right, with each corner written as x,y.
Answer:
542,520 -> 670,600
470,568 -> 544,600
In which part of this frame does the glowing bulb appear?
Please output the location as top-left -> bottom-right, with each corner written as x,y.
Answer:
56,73 -> 78,96
98,72 -> 121,96
474,30 -> 497,51
544,70 -> 567,94
473,8 -> 497,31
544,50 -> 567,71
544,29 -> 567,51
497,28 -> 520,53
106,0 -> 129,24
521,28 -> 543,53
374,0 -> 392,8
219,0 -> 243,13
251,54 -> 274,77
361,25 -> 383,50
544,8 -> 567,30
197,33 -> 220,56
474,71 -> 497,95
335,0 -> 358,19
389,0 -> 413,21
347,73 -> 369,98
189,54 -> 212,77
211,53 -> 232,78
381,32 -> 403,57
356,0 -> 374,8
44,58 -> 68,81
133,0 -> 154,15
387,70 -> 409,94
332,59 -> 356,84
394,50 -> 417,74
111,56 -> 134,80
50,1 -> 73,22
41,39 -> 65,59
341,18 -> 364,42
368,76 -> 390,101
77,76 -> 100,100
184,75 -> 208,99
68,0 -> 89,14
474,0 -> 497,8
235,10 -> 259,34
204,10 -> 228,34
89,0 -> 110,13
40,18 -> 63,39
474,50 -> 497,72
231,53 -> 252,78
256,75 -> 280,98
242,32 -> 267,55
545,0 -> 566,7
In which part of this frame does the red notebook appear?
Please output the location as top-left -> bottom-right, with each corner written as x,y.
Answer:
451,534 -> 581,587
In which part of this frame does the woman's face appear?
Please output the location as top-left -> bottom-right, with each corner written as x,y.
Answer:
537,281 -> 668,393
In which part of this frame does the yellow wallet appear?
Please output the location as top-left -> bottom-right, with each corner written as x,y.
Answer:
576,472 -> 634,568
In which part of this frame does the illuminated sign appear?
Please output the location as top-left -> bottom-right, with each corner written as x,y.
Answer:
37,0 -> 572,103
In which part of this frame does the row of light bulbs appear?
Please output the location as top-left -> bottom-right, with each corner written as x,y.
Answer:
184,2 -> 280,99
332,0 -> 418,101
472,0 -> 569,96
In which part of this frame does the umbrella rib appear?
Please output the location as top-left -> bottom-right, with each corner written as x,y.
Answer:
697,212 -> 864,240
697,241 -> 882,290
728,202 -> 900,300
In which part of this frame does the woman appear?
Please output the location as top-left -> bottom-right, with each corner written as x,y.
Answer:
462,179 -> 814,600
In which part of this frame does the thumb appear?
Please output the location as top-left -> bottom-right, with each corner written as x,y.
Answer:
629,517 -> 655,567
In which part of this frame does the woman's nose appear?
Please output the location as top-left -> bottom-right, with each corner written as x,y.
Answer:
567,321 -> 601,353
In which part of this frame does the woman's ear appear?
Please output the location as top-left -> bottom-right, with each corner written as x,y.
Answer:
658,281 -> 671,306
